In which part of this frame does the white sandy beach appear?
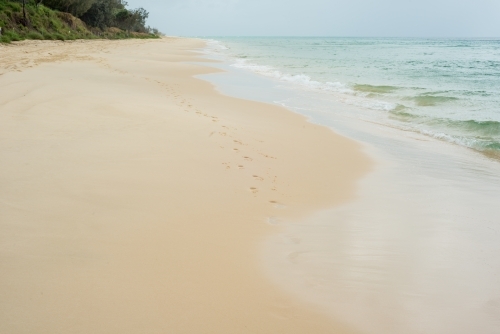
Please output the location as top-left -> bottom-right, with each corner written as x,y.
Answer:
0,38 -> 371,333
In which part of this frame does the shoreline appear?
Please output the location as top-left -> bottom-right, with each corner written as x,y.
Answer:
201,38 -> 500,334
0,38 -> 371,333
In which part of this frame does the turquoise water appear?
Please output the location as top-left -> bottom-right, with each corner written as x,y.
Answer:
207,37 -> 500,155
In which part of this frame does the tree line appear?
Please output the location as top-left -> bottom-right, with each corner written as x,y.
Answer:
21,0 -> 155,33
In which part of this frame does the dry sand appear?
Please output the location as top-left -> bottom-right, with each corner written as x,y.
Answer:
0,38 -> 370,333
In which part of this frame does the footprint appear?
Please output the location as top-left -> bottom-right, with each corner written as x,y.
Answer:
253,175 -> 264,181
250,187 -> 258,193
233,148 -> 239,152
219,132 -> 226,136
233,140 -> 243,145
260,153 -> 277,159
238,165 -> 244,169
243,156 -> 253,161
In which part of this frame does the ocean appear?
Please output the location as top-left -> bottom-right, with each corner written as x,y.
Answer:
199,37 -> 500,334
207,37 -> 500,156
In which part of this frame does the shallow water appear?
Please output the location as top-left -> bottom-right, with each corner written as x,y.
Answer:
206,37 -> 500,156
197,40 -> 500,334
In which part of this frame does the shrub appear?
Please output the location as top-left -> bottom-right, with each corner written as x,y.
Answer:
27,31 -> 44,39
4,30 -> 22,41
0,34 -> 11,43
43,32 -> 56,40
42,0 -> 96,17
54,32 -> 65,40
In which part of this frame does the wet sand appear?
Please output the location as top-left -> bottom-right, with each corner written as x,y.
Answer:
0,38 -> 370,333
199,55 -> 500,334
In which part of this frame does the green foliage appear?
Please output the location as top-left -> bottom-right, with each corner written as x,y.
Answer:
53,32 -> 65,40
0,0 -> 159,43
80,0 -> 151,33
80,0 -> 122,29
0,1 -> 22,12
5,29 -> 23,40
114,7 -> 148,32
41,0 -> 96,17
27,30 -> 43,39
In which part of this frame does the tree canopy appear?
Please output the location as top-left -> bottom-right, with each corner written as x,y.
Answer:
0,0 -> 159,43
42,0 -> 96,17
35,0 -> 152,33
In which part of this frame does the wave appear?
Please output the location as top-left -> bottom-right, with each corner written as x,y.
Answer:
411,94 -> 459,106
231,59 -> 348,91
228,56 -> 499,152
205,41 -> 400,112
422,130 -> 500,154
230,59 -> 401,111
391,107 -> 500,136
390,108 -> 500,152
204,38 -> 500,155
205,39 -> 229,51
353,84 -> 399,94
443,119 -> 500,138
389,105 -> 418,119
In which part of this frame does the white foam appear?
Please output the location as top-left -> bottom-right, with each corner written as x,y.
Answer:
203,40 -> 402,113
419,129 -> 483,150
229,58 -> 403,113
202,38 -> 500,155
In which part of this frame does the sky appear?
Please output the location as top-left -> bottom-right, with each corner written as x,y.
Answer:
126,0 -> 500,37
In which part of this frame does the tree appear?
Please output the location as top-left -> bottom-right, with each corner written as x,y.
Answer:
42,0 -> 97,17
20,0 -> 29,26
114,7 -> 149,32
80,0 -> 124,29
38,0 -> 153,33
80,0 -> 149,33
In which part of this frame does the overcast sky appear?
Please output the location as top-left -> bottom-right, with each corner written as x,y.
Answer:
126,0 -> 500,37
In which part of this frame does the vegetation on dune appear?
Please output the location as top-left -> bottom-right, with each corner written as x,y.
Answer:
42,0 -> 96,17
0,0 -> 160,44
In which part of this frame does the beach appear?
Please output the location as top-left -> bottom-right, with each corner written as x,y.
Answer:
0,38 -> 370,333
203,38 -> 500,334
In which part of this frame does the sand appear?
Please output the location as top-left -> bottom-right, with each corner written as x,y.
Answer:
0,38 -> 370,333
